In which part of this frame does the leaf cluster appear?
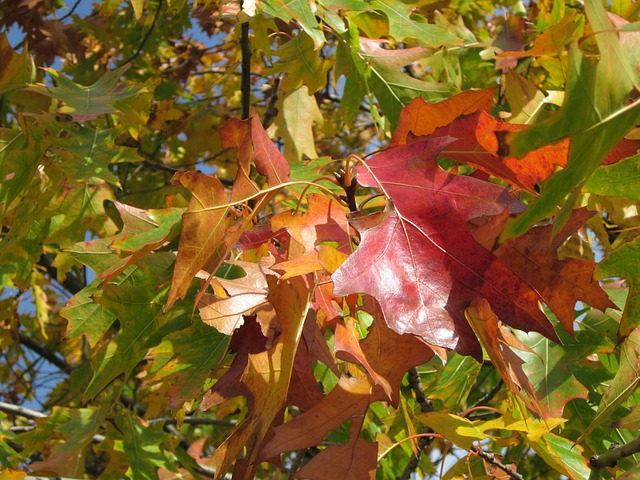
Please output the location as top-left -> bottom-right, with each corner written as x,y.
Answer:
1,0 -> 640,479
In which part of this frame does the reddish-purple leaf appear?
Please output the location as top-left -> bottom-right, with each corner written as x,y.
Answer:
332,138 -> 556,358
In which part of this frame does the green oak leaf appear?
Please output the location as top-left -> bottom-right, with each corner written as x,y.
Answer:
120,410 -> 172,480
84,253 -> 190,399
369,0 -> 463,47
262,0 -> 325,48
273,86 -> 323,162
147,319 -> 230,410
578,329 -> 640,443
30,66 -> 145,123
270,33 -> 331,93
49,125 -> 142,184
60,278 -> 117,347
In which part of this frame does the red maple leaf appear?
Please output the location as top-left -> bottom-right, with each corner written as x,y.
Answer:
332,138 -> 557,358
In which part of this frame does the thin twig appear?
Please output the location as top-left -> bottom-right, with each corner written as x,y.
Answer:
141,158 -> 183,174
148,416 -> 237,427
590,435 -> 640,469
471,445 -> 524,480
240,21 -> 251,120
118,0 -> 163,67
465,379 -> 504,413
262,74 -> 282,128
59,0 -> 83,21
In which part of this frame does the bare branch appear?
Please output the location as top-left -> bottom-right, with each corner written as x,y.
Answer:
590,436 -> 640,469
262,74 -> 282,128
18,332 -> 72,373
0,401 -> 47,419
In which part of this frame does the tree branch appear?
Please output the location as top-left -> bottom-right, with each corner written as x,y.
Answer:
397,367 -> 434,480
0,401 -> 47,419
471,445 -> 524,480
590,436 -> 640,469
59,0 -> 83,21
18,333 -> 72,373
240,21 -> 251,120
38,253 -> 85,295
465,379 -> 504,413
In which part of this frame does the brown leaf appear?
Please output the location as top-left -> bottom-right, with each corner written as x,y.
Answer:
358,298 -> 434,406
334,317 -> 393,399
259,372 -> 375,459
198,259 -> 277,338
294,417 -> 377,480
220,114 -> 291,201
210,277 -> 311,479
166,172 -> 232,308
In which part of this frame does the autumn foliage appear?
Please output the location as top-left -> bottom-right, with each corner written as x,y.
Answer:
1,0 -> 640,479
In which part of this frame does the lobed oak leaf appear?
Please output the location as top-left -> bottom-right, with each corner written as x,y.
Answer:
334,317 -> 393,399
392,90 -> 636,192
220,114 -> 290,201
270,193 -> 351,278
171,118 -> 290,309
494,208 -> 616,334
270,193 -> 351,254
98,202 -> 183,282
29,66 -> 144,123
332,138 -> 556,358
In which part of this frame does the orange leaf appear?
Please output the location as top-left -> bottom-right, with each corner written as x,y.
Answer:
220,114 -> 291,202
270,193 -> 351,255
391,88 -> 496,146
334,316 -> 393,399
167,172 -> 231,308
259,372 -> 375,459
465,299 -> 543,416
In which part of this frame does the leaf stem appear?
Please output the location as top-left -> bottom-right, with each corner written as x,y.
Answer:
196,180 -> 347,212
